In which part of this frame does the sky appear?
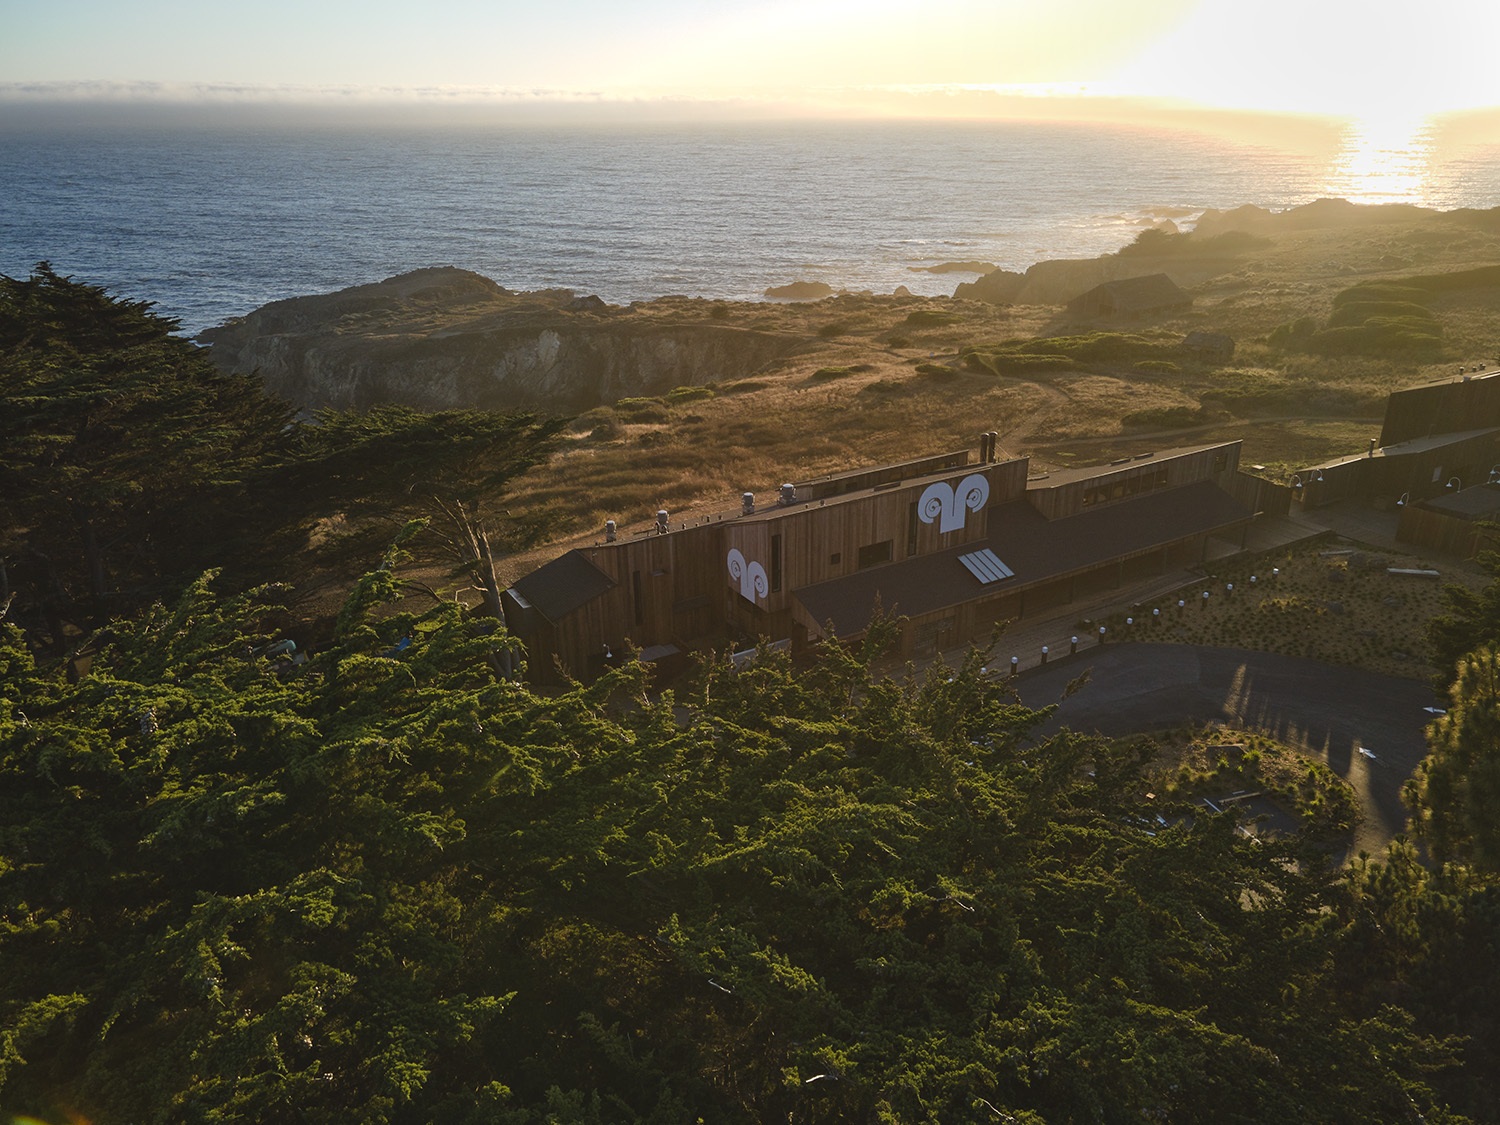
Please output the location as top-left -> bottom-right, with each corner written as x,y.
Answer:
3,0 -> 1499,130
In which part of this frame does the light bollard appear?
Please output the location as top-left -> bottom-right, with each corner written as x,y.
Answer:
1098,626 -> 1106,645
1010,656 -> 1018,677
1226,583 -> 1234,598
1040,645 -> 1049,665
1202,590 -> 1210,610
1070,635 -> 1078,655
1152,608 -> 1161,625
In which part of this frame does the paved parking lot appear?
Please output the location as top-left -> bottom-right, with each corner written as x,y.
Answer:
1011,642 -> 1443,860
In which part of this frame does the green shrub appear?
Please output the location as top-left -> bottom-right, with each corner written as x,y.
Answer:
708,303 -> 731,319
1332,283 -> 1431,308
1122,405 -> 1204,429
818,321 -> 850,338
1303,319 -> 1442,357
811,364 -> 871,380
1267,317 -> 1319,349
720,379 -> 767,394
588,418 -> 622,442
665,384 -> 717,404
1327,301 -> 1438,328
885,334 -> 912,348
615,397 -> 670,423
967,352 -> 1076,375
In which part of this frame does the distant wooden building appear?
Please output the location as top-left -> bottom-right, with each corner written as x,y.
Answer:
1180,331 -> 1235,364
1287,366 -> 1500,509
504,439 -> 1258,682
1380,369 -> 1500,446
1397,482 -> 1500,558
1067,274 -> 1192,319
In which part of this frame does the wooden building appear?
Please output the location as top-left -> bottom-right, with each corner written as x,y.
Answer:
505,439 -> 1256,682
1396,482 -> 1500,558
1380,369 -> 1500,446
1180,331 -> 1236,364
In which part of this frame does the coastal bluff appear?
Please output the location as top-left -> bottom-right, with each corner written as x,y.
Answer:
200,268 -> 806,413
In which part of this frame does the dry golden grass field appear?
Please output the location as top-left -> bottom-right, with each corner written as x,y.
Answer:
498,215 -> 1500,558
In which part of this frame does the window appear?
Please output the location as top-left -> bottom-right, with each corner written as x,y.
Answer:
858,540 -> 893,569
906,501 -> 919,557
632,570 -> 643,626
829,552 -> 842,565
1213,451 -> 1228,472
770,534 -> 783,593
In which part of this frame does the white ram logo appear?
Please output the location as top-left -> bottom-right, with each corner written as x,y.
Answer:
919,473 -> 991,534
727,548 -> 769,602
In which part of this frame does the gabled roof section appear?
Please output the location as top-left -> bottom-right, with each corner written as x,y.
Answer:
509,550 -> 616,624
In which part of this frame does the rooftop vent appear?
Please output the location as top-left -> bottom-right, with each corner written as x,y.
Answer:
742,492 -> 755,515
656,509 -> 669,534
605,519 -> 617,542
779,483 -> 795,506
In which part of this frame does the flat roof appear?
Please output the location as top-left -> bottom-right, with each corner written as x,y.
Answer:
793,479 -> 1251,638
1421,482 -> 1500,519
735,458 -> 1016,524
1025,442 -> 1236,489
793,448 -> 970,490
1394,368 -> 1500,392
1305,427 -> 1500,472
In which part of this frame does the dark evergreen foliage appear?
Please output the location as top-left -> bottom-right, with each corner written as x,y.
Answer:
0,561 -> 1489,1122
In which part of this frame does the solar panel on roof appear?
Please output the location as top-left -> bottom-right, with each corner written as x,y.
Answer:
958,547 -> 1014,584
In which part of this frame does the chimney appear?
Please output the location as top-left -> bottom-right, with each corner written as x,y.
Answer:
605,519 -> 617,542
742,492 -> 755,515
656,509 -> 669,534
779,483 -> 795,506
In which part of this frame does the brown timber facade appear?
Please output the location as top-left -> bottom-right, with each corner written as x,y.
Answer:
504,440 -> 1255,682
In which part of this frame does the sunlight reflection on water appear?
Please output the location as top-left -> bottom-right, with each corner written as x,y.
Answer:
1322,116 -> 1438,205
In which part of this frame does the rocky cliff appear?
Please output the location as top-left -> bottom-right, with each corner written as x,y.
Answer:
954,253 -> 1240,307
200,268 -> 806,414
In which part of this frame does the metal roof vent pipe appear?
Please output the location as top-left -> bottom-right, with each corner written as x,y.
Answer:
742,492 -> 755,515
978,433 -> 990,463
988,431 -> 1000,462
779,483 -> 795,506
605,519 -> 617,542
1369,438 -> 1377,457
656,509 -> 669,534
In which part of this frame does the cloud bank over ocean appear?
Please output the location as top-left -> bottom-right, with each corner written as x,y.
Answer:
0,79 -> 1347,137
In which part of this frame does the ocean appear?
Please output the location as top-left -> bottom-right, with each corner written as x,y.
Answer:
3,116 -> 1498,336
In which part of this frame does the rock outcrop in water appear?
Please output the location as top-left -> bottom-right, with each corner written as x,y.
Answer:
200,268 -> 806,414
